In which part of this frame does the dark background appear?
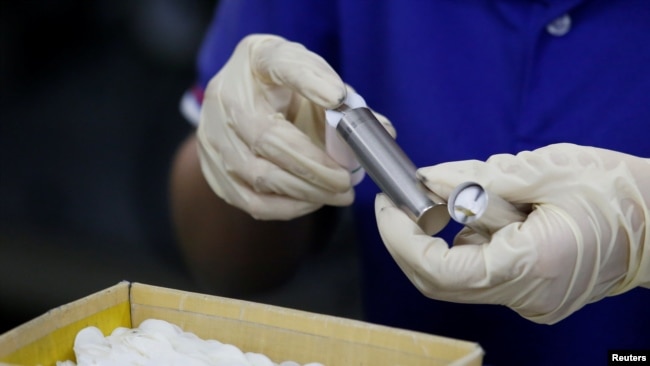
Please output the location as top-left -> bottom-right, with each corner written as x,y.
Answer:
0,0 -> 361,335
0,0 -> 213,332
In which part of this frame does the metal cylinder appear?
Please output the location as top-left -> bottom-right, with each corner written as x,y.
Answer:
335,106 -> 449,235
447,182 -> 527,237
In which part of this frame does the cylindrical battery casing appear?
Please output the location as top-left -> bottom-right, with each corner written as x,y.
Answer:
335,107 -> 449,235
447,182 -> 527,237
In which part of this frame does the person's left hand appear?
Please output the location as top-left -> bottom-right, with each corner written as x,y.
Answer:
375,143 -> 649,324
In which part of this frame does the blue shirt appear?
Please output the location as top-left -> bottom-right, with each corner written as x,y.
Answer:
193,1 -> 650,364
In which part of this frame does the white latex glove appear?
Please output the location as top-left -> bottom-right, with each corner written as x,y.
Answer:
375,143 -> 649,324
197,34 -> 393,220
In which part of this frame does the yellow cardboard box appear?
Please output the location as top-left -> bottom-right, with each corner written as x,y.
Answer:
0,281 -> 483,365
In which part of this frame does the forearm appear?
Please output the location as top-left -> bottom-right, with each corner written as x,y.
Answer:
169,134 -> 317,296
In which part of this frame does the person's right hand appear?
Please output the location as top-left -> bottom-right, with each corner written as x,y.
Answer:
196,34 -> 356,220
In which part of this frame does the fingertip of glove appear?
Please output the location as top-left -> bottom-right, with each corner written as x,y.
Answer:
326,188 -> 355,207
374,193 -> 391,211
311,78 -> 347,109
416,165 -> 472,198
416,169 -> 451,197
374,194 -> 402,218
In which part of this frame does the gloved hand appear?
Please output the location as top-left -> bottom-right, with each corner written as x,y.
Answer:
197,34 -> 393,220
375,143 -> 649,324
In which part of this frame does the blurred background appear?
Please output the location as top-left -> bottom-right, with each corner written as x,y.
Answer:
0,0 -> 362,334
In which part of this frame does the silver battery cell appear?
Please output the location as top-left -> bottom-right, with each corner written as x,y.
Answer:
447,182 -> 527,237
334,105 -> 449,235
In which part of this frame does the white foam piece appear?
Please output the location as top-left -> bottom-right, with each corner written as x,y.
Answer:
57,319 -> 325,366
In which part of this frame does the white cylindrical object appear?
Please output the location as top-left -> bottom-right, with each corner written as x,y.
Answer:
324,92 -> 367,186
325,120 -> 365,185
448,182 -> 527,237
